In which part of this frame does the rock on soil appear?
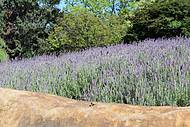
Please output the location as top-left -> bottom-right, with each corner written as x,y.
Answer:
0,88 -> 190,127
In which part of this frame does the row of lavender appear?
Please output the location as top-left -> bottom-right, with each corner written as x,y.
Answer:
1,38 -> 190,106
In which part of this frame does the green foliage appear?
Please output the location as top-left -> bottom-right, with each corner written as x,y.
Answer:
47,10 -> 129,53
0,49 -> 8,62
63,0 -> 111,15
0,0 -> 60,58
129,0 -> 190,41
0,38 -> 8,62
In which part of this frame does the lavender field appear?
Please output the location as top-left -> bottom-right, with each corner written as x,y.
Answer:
1,38 -> 190,106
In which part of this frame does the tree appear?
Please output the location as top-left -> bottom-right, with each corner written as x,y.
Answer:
63,0 -> 112,15
0,0 -> 60,58
62,0 -> 139,15
129,0 -> 190,41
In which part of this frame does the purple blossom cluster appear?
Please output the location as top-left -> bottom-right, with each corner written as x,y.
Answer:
1,37 -> 190,106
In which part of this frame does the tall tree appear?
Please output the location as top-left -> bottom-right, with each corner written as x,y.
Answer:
0,0 -> 60,58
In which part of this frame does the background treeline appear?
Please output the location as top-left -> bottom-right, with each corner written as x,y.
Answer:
0,0 -> 190,60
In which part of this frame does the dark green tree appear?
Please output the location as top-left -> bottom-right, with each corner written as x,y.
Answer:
0,0 -> 60,58
128,0 -> 190,41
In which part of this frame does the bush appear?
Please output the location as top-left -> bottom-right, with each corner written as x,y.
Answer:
129,0 -> 190,41
47,10 -> 129,53
2,38 -> 190,106
0,49 -> 8,62
0,38 -> 8,62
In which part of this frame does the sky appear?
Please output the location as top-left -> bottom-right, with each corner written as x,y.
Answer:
55,0 -> 65,11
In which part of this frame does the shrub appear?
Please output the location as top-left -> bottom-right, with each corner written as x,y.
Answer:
0,49 -> 8,62
47,10 -> 129,53
0,38 -> 8,62
1,38 -> 190,106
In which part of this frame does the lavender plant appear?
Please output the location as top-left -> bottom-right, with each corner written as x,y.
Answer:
1,37 -> 190,106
